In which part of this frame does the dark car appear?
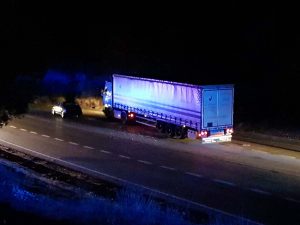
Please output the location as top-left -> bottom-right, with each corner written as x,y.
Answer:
52,102 -> 82,118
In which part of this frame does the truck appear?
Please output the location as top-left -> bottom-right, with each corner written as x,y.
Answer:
102,74 -> 234,143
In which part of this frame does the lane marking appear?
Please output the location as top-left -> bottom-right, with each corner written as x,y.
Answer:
281,155 -> 296,159
41,135 -> 50,138
20,128 -> 27,132
54,138 -> 64,142
69,141 -> 79,145
119,155 -> 131,159
0,138 -> 260,225
9,126 -> 16,129
101,150 -> 111,154
137,160 -> 152,165
83,146 -> 94,149
284,197 -> 300,204
185,172 -> 204,178
213,179 -> 236,187
30,131 -> 37,134
160,165 -> 176,171
249,188 -> 272,196
254,150 -> 268,154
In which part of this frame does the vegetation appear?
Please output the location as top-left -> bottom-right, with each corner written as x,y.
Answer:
0,163 -> 195,225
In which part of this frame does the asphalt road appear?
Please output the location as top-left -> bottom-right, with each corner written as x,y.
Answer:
1,112 -> 300,225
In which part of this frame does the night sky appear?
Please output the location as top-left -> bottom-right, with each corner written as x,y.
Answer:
1,2 -> 299,125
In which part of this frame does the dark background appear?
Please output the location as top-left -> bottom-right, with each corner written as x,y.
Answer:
1,2 -> 299,128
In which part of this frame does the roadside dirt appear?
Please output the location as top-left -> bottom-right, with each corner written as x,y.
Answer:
0,144 -> 209,225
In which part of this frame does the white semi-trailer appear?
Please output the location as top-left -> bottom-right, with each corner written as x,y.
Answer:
102,74 -> 234,143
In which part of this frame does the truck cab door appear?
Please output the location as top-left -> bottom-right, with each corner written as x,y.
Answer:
102,81 -> 112,107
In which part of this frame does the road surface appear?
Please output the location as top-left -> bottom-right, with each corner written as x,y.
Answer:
1,112 -> 300,224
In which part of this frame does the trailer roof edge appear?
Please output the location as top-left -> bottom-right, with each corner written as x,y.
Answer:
112,74 -> 234,89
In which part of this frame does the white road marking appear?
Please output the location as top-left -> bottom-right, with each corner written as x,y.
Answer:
213,179 -> 236,187
9,126 -> 16,129
254,150 -> 268,154
0,138 -> 259,225
20,128 -> 27,132
160,165 -> 176,171
249,188 -> 272,196
242,144 -> 251,147
101,150 -> 111,154
69,141 -> 79,145
280,155 -> 296,159
83,146 -> 94,149
284,197 -> 300,204
30,131 -> 37,134
185,172 -> 204,178
41,135 -> 50,138
137,160 -> 152,165
54,138 -> 64,142
119,155 -> 131,159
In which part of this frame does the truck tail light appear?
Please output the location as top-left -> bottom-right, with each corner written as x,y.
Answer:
128,112 -> 135,119
225,128 -> 233,134
197,130 -> 208,138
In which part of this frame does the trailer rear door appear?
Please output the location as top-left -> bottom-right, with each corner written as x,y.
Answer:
202,87 -> 233,129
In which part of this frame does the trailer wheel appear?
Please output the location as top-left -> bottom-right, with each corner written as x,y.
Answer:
156,122 -> 165,133
156,122 -> 162,130
167,125 -> 175,138
175,126 -> 182,138
179,127 -> 188,139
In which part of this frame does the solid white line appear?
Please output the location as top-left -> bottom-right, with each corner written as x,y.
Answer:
160,165 -> 176,171
213,179 -> 236,187
101,150 -> 111,154
9,126 -> 16,129
20,128 -> 27,132
0,138 -> 260,225
185,172 -> 204,178
42,134 -> 50,138
281,155 -> 296,159
83,146 -> 94,149
137,160 -> 152,165
284,197 -> 300,204
69,141 -> 79,145
255,150 -> 268,154
119,155 -> 131,159
30,131 -> 37,134
54,138 -> 64,142
249,188 -> 272,196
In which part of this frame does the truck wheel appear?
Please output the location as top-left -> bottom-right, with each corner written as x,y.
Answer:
156,122 -> 166,133
121,112 -> 127,124
175,126 -> 182,138
179,127 -> 188,139
167,126 -> 175,138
